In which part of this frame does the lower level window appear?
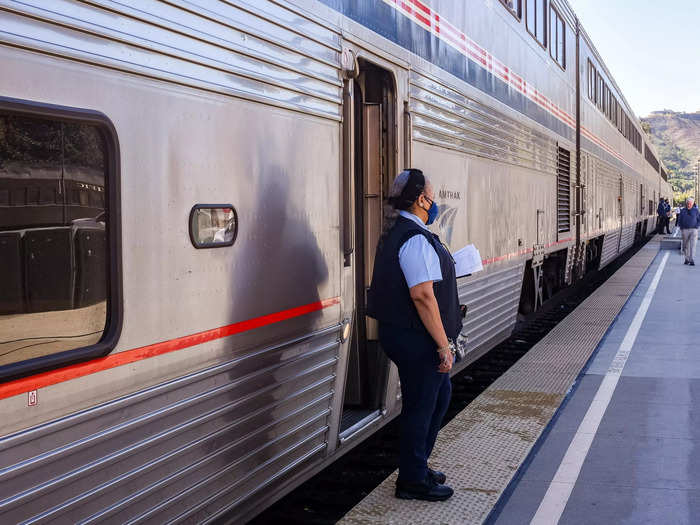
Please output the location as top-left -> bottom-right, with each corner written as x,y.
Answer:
0,109 -> 112,372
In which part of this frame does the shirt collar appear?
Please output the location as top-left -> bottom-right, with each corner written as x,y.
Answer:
398,210 -> 429,230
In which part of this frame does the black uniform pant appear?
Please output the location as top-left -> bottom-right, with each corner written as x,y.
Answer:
379,323 -> 452,484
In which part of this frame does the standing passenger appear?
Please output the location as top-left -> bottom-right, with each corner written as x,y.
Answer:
664,198 -> 672,234
367,169 -> 461,502
657,197 -> 666,234
678,197 -> 700,265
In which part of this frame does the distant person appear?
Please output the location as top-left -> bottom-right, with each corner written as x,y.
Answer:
657,197 -> 666,234
678,197 -> 700,265
664,198 -> 671,234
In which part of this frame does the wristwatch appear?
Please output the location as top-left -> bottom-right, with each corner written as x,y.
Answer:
438,341 -> 457,356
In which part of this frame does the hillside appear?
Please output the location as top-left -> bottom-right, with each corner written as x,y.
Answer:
641,110 -> 700,200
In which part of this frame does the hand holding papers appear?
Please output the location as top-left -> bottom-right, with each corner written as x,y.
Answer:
453,244 -> 483,277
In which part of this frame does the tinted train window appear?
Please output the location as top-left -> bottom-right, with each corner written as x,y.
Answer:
500,0 -> 521,19
549,6 -> 565,69
526,0 -> 547,47
587,60 -> 596,100
0,113 -> 108,368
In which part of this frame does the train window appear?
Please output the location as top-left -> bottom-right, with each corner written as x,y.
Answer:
526,0 -> 547,48
618,105 -> 623,132
549,6 -> 565,69
596,74 -> 604,111
0,105 -> 118,378
500,0 -> 522,19
189,205 -> 238,248
603,85 -> 608,117
587,60 -> 596,100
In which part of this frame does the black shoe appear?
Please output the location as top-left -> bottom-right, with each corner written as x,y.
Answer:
395,478 -> 454,501
685,260 -> 689,265
691,261 -> 695,266
428,468 -> 447,485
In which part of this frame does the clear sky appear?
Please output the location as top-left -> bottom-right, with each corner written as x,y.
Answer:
568,0 -> 700,118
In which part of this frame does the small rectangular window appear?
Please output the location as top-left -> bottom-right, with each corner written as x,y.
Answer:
526,0 -> 547,48
500,0 -> 522,19
587,60 -> 596,100
557,17 -> 564,62
603,85 -> 609,117
189,205 -> 238,248
0,101 -> 119,381
596,74 -> 604,111
549,6 -> 566,69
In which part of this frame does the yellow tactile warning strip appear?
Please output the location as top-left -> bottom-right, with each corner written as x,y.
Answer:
338,239 -> 661,525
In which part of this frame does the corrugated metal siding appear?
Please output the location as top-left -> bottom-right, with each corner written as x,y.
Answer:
409,71 -> 560,172
0,0 -> 342,119
458,263 -> 525,354
0,325 -> 340,523
599,229 -> 620,269
619,222 -> 635,252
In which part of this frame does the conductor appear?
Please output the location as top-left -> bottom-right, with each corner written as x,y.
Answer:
367,169 -> 462,502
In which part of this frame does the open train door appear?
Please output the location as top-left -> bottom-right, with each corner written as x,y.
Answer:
338,58 -> 398,440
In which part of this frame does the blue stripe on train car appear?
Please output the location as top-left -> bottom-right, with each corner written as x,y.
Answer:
320,0 -> 575,143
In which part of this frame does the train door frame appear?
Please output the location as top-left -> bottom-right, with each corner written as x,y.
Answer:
332,46 -> 410,447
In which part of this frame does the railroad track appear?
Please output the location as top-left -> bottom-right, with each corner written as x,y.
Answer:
248,240 -> 649,525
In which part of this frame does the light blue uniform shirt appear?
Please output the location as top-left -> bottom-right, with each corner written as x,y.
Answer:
397,210 -> 443,288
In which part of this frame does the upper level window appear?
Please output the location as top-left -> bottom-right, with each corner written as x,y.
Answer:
500,0 -> 522,19
587,60 -> 596,100
526,0 -> 547,48
0,106 -> 118,379
549,6 -> 565,68
596,73 -> 604,111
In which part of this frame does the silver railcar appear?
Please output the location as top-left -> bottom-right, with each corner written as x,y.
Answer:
0,0 -> 670,523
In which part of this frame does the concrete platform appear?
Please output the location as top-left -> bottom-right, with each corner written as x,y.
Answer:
339,239 -> 663,525
491,239 -> 700,524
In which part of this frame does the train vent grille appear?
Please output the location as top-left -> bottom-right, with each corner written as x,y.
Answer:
557,146 -> 571,233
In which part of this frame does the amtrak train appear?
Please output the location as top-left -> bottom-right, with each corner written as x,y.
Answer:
0,0 -> 670,522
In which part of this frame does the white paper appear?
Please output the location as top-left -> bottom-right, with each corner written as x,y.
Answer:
453,244 -> 483,277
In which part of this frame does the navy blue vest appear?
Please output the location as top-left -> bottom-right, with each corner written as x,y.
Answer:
367,216 -> 462,340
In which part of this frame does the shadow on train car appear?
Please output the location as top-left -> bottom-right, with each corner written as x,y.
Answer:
232,163 -> 329,339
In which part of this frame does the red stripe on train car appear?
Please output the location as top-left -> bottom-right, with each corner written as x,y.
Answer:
387,0 -> 637,168
0,297 -> 341,401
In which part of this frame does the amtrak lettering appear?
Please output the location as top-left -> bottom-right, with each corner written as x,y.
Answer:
439,189 -> 461,200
